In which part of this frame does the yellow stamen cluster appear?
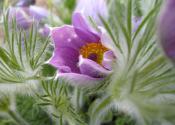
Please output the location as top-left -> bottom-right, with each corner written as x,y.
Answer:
80,43 -> 108,64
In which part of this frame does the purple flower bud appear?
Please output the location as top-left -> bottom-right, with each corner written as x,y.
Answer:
8,5 -> 48,30
8,7 -> 32,29
158,0 -> 175,62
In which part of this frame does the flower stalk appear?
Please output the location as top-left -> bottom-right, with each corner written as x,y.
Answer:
8,109 -> 30,125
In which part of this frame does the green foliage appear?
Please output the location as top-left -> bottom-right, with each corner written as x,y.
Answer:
94,0 -> 175,125
37,79 -> 87,125
0,0 -> 4,12
133,0 -> 142,17
0,95 -> 10,112
51,0 -> 76,24
16,95 -> 52,125
0,118 -> 14,125
0,12 -> 53,125
64,0 -> 76,12
115,115 -> 135,125
0,13 -> 50,94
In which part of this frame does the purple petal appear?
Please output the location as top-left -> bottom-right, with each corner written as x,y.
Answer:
102,51 -> 116,70
166,0 -> 175,8
39,24 -> 50,37
49,47 -> 80,73
57,66 -> 72,73
75,0 -> 108,25
72,12 -> 100,42
29,6 -> 48,21
158,1 -> 175,60
79,56 -> 111,78
51,26 -> 86,50
74,28 -> 100,43
58,73 -> 103,86
103,50 -> 116,60
132,17 -> 142,32
72,12 -> 90,31
9,7 -> 32,29
99,26 -> 119,57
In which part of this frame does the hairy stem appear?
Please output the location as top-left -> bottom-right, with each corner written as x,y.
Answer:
59,115 -> 63,125
8,109 -> 30,125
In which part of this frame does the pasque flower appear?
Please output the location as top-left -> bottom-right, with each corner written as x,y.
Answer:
9,0 -> 49,34
49,12 -> 116,86
158,0 -> 175,62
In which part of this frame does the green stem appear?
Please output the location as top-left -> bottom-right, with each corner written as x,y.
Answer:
76,88 -> 81,110
8,109 -> 30,125
59,115 -> 63,125
74,87 -> 80,110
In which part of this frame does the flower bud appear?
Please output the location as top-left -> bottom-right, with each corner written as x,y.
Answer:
158,0 -> 175,62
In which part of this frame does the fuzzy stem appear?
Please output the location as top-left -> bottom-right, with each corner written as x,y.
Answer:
73,87 -> 80,111
59,115 -> 63,125
76,88 -> 80,110
8,109 -> 30,125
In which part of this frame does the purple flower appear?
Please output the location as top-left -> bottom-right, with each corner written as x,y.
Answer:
75,0 -> 108,25
49,12 -> 116,86
158,0 -> 175,62
9,2 -> 48,30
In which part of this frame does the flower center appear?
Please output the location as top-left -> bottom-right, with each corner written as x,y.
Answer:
80,43 -> 108,64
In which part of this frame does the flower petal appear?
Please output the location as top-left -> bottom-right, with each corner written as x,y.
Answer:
75,0 -> 108,25
72,12 -> 100,42
79,56 -> 111,78
72,12 -> 90,31
51,25 -> 86,50
29,5 -> 48,21
57,66 -> 72,73
49,47 -> 80,73
158,1 -> 175,61
39,24 -> 51,37
102,50 -> 116,70
99,26 -> 119,55
9,7 -> 32,29
58,73 -> 103,87
132,17 -> 142,32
